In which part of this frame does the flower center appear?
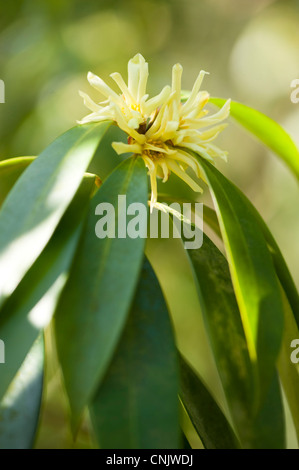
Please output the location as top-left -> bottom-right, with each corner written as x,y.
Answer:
128,136 -> 166,160
131,103 -> 141,112
143,140 -> 165,160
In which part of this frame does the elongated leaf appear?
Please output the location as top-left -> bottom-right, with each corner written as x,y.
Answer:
203,205 -> 222,239
210,98 -> 299,180
278,290 -> 299,444
146,221 -> 227,416
184,232 -> 254,426
0,335 -> 44,449
0,175 -> 96,401
90,258 -> 179,449
184,228 -> 285,447
243,204 -> 299,332
0,122 -> 110,308
194,155 -> 284,406
198,98 -> 299,330
179,354 -> 239,449
181,432 -> 192,449
147,203 -> 285,447
247,372 -> 285,449
55,157 -> 148,426
203,200 -> 299,331
0,156 -> 35,205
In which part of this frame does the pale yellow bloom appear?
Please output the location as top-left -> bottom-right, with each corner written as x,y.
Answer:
79,54 -> 230,209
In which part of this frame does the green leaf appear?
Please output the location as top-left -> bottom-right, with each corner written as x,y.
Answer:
0,157 -> 35,206
203,200 -> 299,332
90,258 -> 179,449
179,354 -> 239,449
278,289 -> 299,445
210,98 -> 299,180
0,174 -> 96,402
195,155 -> 284,406
0,122 -> 111,309
202,205 -> 222,239
55,157 -> 148,427
147,204 -> 285,448
184,231 -> 254,430
181,432 -> 192,449
246,372 -> 285,449
145,220 -> 228,420
183,228 -> 285,448
0,335 -> 44,449
243,203 -> 299,333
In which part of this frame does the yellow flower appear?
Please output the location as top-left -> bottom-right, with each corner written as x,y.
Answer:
79,54 -> 230,209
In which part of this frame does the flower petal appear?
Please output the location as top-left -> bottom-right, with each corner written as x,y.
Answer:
166,159 -> 203,193
112,142 -> 142,155
87,72 -> 120,102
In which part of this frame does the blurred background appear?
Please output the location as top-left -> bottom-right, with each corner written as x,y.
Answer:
0,0 -> 298,448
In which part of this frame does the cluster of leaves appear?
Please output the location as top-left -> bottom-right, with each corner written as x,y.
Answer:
0,99 -> 298,449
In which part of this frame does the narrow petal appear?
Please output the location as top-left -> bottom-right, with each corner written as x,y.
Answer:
113,105 -> 146,144
168,96 -> 180,123
197,123 -> 228,142
127,117 -> 141,129
110,72 -> 135,105
183,93 -> 210,120
87,72 -> 120,101
166,159 -> 203,193
145,104 -> 166,139
160,121 -> 179,141
196,99 -> 231,126
182,70 -> 209,114
149,165 -> 158,212
77,112 -> 112,124
158,160 -> 170,182
79,91 -> 103,112
142,155 -> 156,172
149,105 -> 170,141
143,86 -> 171,116
172,63 -> 183,96
137,59 -> 149,102
205,143 -> 228,161
128,53 -> 147,100
169,150 -> 201,177
144,143 -> 169,154
112,142 -> 142,155
176,141 -> 215,161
